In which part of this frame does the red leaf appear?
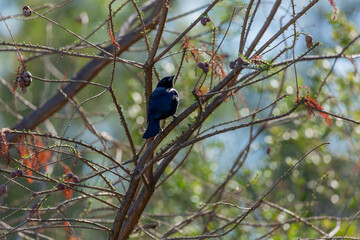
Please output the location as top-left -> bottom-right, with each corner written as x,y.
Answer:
35,137 -> 51,172
295,86 -> 332,126
180,37 -> 199,63
304,97 -> 332,126
18,143 -> 35,184
108,24 -> 120,50
64,221 -> 71,234
23,155 -> 34,184
63,187 -> 73,200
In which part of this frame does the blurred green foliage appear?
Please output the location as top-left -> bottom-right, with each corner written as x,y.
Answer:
1,0 -> 360,239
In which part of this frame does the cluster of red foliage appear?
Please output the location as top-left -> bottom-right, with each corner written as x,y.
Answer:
181,36 -> 227,80
4,131 -> 78,202
295,86 -> 332,126
210,52 -> 226,80
18,144 -> 33,184
17,135 -> 52,184
181,37 -> 200,63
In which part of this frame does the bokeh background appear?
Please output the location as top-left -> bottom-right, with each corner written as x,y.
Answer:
1,0 -> 360,239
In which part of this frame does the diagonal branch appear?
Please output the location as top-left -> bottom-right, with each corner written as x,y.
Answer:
7,0 -> 163,143
244,0 -> 281,57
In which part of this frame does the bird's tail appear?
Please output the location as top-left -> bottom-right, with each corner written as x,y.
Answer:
143,120 -> 160,139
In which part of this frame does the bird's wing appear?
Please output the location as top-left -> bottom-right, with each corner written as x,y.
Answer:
147,87 -> 168,120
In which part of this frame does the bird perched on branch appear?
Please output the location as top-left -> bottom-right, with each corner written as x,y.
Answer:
143,75 -> 179,139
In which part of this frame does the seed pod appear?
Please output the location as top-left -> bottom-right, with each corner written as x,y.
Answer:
0,184 -> 7,195
15,169 -> 23,177
22,6 -> 32,17
57,183 -> 65,190
73,176 -> 80,183
229,61 -> 235,69
200,18 -> 207,26
267,147 -> 271,155
203,62 -> 209,73
17,71 -> 32,93
197,62 -> 205,69
305,34 -> 314,49
66,172 -> 74,179
200,17 -> 210,26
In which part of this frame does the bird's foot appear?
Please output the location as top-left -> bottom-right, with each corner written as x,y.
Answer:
172,115 -> 178,121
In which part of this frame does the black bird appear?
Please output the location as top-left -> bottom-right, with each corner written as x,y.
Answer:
143,75 -> 179,139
